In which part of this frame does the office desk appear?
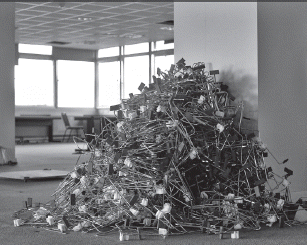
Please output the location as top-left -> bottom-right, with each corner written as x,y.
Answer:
74,115 -> 116,142
15,116 -> 61,142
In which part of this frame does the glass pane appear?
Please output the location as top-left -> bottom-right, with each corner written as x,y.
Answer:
124,42 -> 149,55
98,61 -> 120,107
154,40 -> 174,51
98,47 -> 119,58
19,43 -> 52,55
57,60 -> 95,108
124,55 -> 149,99
154,55 -> 174,75
15,58 -> 54,106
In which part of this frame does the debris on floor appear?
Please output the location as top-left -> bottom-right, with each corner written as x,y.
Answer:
12,59 -> 303,240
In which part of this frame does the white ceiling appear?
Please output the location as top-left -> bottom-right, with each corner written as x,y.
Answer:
15,1 -> 174,50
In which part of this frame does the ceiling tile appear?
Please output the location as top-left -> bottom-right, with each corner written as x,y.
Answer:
43,12 -> 76,19
15,15 -> 34,22
121,2 -> 161,11
14,1 -> 174,50
73,4 -> 110,12
88,2 -> 132,8
124,11 -> 161,18
15,9 -> 46,16
79,12 -> 115,19
112,14 -> 142,22
15,2 -> 38,11
53,19 -> 81,26
124,25 -> 151,32
58,8 -> 91,16
96,18 -> 123,25
147,6 -> 174,14
117,20 -> 148,27
43,2 -> 88,9
101,8 -> 136,15
16,20 -> 46,27
22,15 -> 58,22
139,17 -> 169,24
26,5 -> 63,13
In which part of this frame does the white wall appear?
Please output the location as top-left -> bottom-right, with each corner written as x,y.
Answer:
174,2 -> 258,130
174,2 -> 257,76
258,2 -> 307,194
0,3 -> 15,162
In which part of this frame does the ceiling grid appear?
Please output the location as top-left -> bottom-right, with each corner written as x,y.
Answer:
15,1 -> 174,50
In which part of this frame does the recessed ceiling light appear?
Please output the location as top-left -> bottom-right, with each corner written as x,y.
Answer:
100,33 -> 120,38
83,40 -> 96,45
77,17 -> 93,21
160,26 -> 174,31
119,33 -> 143,39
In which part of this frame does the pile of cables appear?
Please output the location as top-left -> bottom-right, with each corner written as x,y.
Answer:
13,58 -> 297,239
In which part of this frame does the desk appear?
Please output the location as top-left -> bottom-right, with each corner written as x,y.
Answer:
15,116 -> 61,142
74,115 -> 116,142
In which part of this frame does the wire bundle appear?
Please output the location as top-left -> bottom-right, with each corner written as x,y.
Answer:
13,59 -> 296,238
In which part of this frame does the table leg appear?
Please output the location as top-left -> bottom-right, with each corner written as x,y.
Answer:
85,117 -> 95,143
48,124 -> 53,142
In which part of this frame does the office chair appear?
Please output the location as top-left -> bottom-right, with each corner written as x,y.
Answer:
61,113 -> 85,142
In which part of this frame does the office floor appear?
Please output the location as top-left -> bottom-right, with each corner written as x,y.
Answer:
0,142 -> 307,245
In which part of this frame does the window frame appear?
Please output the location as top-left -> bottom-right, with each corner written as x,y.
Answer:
15,41 -> 174,109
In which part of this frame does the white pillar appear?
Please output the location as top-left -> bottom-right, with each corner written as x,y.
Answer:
258,2 -> 307,194
174,2 -> 257,77
0,2 -> 15,163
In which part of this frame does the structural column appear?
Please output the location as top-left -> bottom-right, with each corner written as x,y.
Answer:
0,2 -> 16,163
258,2 -> 307,193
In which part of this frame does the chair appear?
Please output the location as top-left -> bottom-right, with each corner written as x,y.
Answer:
61,113 -> 84,142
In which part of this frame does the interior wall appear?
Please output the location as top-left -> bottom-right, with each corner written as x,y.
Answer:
258,2 -> 307,194
174,2 -> 258,131
0,2 -> 15,162
53,47 -> 96,61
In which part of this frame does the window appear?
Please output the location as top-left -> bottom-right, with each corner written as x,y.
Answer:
15,58 -> 54,106
124,42 -> 149,55
18,44 -> 52,55
154,55 -> 174,76
98,47 -> 119,58
124,55 -> 149,99
98,61 -> 121,107
57,60 -> 95,108
15,41 -> 175,109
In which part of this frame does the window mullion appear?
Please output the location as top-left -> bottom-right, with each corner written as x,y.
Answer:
54,59 -> 58,108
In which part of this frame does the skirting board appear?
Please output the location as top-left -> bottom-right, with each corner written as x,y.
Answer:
0,169 -> 69,182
